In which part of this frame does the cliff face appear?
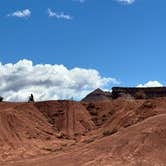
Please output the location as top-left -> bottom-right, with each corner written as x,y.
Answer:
112,87 -> 166,99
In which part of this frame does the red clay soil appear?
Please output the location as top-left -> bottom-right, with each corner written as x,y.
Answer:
1,98 -> 166,165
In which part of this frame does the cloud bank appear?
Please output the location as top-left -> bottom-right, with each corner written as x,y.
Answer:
48,9 -> 73,20
137,81 -> 163,88
0,59 -> 118,101
7,9 -> 31,18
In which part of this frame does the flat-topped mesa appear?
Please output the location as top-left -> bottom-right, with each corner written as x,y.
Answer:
112,87 -> 166,99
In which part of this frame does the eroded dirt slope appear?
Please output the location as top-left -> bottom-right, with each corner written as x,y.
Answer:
1,98 -> 166,165
34,101 -> 95,137
0,101 -> 95,162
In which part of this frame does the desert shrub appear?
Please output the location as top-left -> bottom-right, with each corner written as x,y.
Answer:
103,128 -> 118,136
42,147 -> 62,152
83,136 -> 98,144
143,101 -> 154,108
135,91 -> 146,99
86,103 -> 98,116
60,143 -> 67,147
123,120 -> 134,128
109,109 -> 116,116
0,96 -> 3,102
87,103 -> 95,110
45,136 -> 51,140
74,132 -> 79,137
89,109 -> 98,116
102,114 -> 107,122
28,94 -> 35,102
83,138 -> 95,144
53,112 -> 59,117
56,132 -> 65,139
102,114 -> 106,118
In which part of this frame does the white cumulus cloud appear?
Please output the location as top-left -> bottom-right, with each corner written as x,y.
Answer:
73,0 -> 86,3
48,9 -> 73,20
0,59 -> 118,101
137,81 -> 163,88
7,9 -> 31,18
116,0 -> 135,4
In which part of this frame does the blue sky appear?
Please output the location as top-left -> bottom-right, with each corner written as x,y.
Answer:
0,0 -> 166,100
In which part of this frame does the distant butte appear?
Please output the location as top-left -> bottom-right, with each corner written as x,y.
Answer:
81,88 -> 112,102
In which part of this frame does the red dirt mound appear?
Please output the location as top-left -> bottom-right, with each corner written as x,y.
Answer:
0,102 -> 55,145
0,101 -> 95,162
0,102 -> 57,161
